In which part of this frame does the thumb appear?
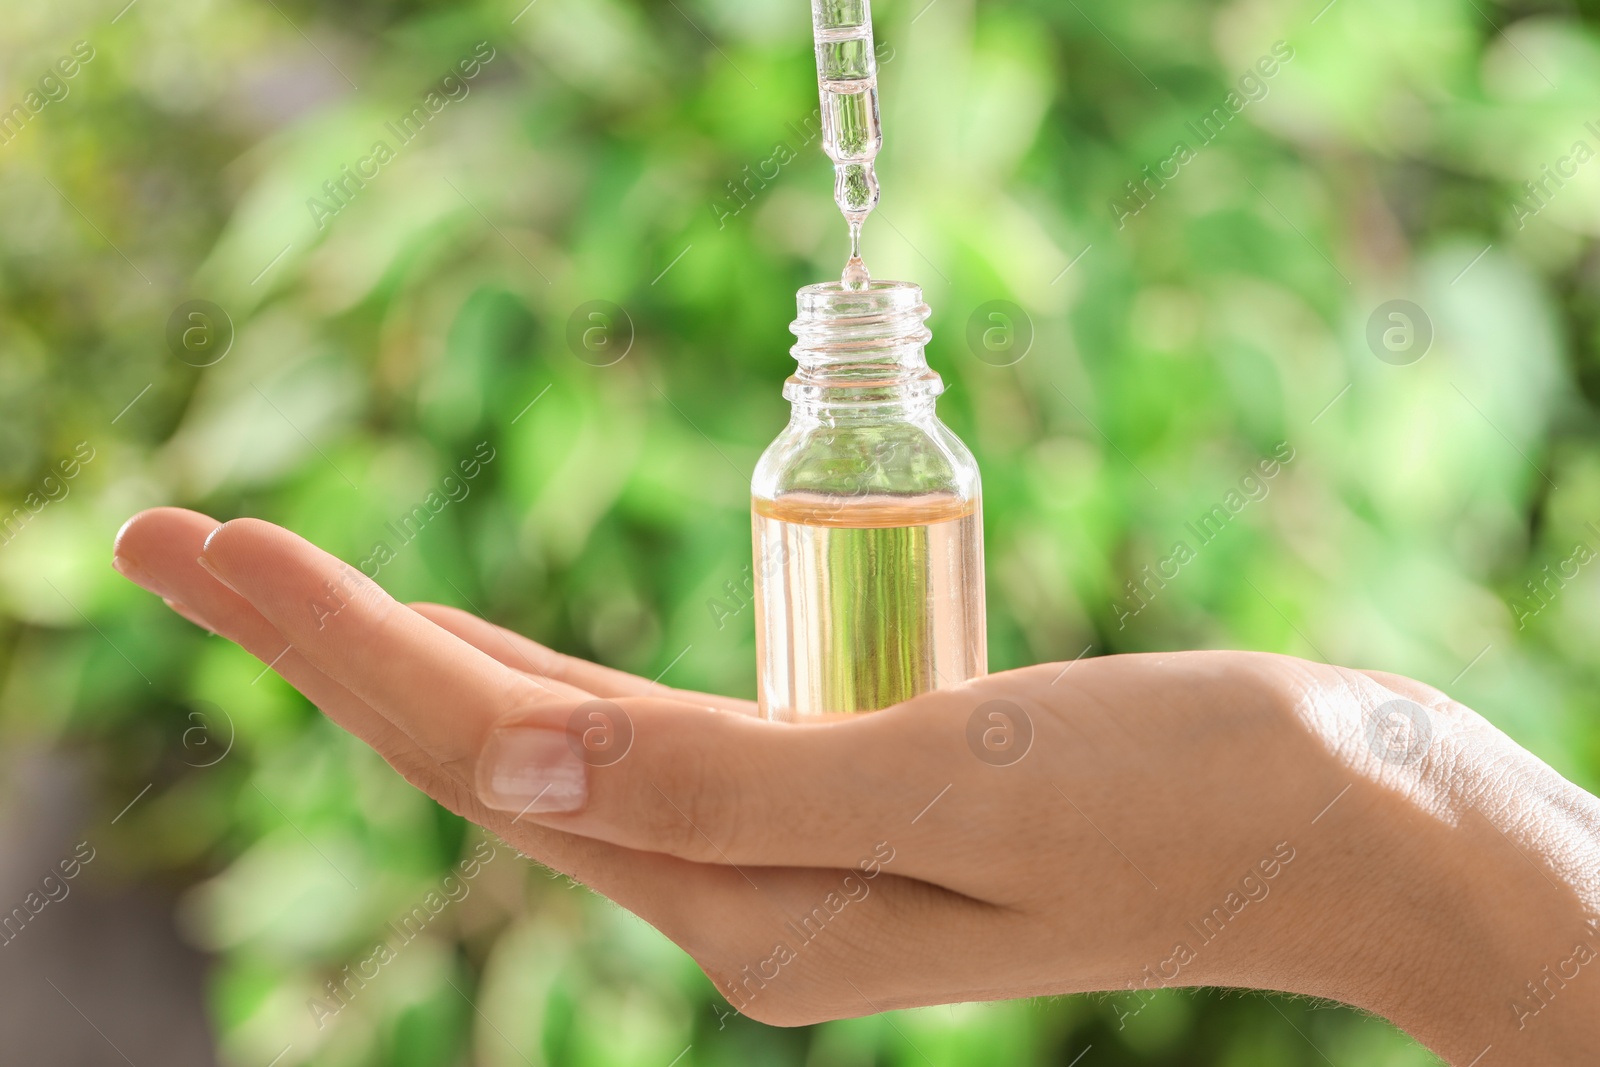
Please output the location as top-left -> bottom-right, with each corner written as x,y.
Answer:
472,695 -> 967,872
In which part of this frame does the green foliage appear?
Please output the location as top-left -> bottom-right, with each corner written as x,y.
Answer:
2,0 -> 1597,1062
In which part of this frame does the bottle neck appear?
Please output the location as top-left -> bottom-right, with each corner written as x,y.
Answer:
785,280 -> 943,421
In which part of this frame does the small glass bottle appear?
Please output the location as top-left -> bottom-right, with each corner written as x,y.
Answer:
751,279 -> 987,720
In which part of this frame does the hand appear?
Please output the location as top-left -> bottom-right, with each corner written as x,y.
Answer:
113,508 -> 1600,1064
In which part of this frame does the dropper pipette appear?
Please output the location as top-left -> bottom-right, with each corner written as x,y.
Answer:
809,0 -> 882,290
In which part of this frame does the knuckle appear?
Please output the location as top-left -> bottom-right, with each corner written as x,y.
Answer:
303,560 -> 397,639
385,744 -> 475,817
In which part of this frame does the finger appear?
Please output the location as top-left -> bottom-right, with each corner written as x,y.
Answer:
116,508 -> 440,761
471,689 -> 983,874
199,518 -> 582,776
410,601 -> 758,716
114,509 -> 764,942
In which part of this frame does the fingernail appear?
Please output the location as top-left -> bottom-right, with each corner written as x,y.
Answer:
163,598 -> 216,635
112,555 -> 170,599
477,729 -> 587,814
196,555 -> 241,595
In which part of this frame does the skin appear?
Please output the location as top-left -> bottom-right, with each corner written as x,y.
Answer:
113,507 -> 1600,1063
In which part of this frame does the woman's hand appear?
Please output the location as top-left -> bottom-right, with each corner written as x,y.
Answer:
113,507 -> 1600,1065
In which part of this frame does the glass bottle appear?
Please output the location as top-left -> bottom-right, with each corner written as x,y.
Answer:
751,279 -> 987,720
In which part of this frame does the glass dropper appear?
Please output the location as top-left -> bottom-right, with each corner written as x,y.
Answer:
810,0 -> 883,290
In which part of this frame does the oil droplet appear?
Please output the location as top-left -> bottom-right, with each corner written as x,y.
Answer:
842,255 -> 871,290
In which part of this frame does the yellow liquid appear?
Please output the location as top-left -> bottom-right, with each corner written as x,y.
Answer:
752,493 -> 986,720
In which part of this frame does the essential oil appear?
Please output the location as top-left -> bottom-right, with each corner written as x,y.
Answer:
754,492 -> 984,716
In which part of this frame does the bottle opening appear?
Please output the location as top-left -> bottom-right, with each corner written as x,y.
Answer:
791,279 -> 932,354
796,277 -> 924,307
787,279 -> 940,409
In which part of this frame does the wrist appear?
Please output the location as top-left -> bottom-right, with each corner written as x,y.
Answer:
1402,747 -> 1600,1062
1275,669 -> 1600,1063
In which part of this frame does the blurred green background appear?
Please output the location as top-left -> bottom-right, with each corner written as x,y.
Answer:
2,0 -> 1598,1062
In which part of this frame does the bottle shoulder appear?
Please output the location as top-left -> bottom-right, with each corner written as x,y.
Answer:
751,412 -> 980,505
